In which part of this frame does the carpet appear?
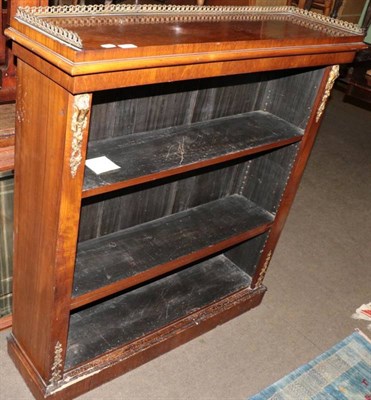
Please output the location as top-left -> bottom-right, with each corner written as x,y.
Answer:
249,331 -> 371,400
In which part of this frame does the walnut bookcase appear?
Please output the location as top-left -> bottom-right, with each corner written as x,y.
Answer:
5,5 -> 365,400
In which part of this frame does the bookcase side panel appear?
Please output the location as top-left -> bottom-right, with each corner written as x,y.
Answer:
11,60 -> 89,383
224,232 -> 270,277
241,144 -> 301,215
229,68 -> 327,285
250,65 -> 337,289
261,68 -> 326,130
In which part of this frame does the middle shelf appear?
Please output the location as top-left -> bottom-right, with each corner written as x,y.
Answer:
71,194 -> 273,309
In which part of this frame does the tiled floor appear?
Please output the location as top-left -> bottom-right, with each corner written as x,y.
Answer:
1,89 -> 370,399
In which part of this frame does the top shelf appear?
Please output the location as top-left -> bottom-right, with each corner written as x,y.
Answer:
82,111 -> 302,198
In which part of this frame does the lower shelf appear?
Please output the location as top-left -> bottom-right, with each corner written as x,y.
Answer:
9,282 -> 265,400
66,254 -> 252,369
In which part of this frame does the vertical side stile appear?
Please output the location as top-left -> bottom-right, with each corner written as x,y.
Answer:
11,57 -> 91,387
48,93 -> 92,390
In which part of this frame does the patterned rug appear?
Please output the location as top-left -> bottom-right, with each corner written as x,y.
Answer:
250,331 -> 371,400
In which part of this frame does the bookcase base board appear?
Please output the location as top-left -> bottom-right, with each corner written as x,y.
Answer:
8,286 -> 265,400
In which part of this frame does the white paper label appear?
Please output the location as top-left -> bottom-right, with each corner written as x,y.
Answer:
118,44 -> 138,49
85,156 -> 121,175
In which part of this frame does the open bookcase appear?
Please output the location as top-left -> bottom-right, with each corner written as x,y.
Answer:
5,4 -> 365,399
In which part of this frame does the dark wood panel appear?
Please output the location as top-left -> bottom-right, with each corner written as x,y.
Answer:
225,232 -> 270,277
88,73 -> 266,141
241,143 -> 300,214
89,80 -> 198,140
263,68 -> 325,129
72,194 -> 272,307
83,111 -> 303,196
67,254 -> 251,369
189,74 -> 265,122
79,158 -> 250,241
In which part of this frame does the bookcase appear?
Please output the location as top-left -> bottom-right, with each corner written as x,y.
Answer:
5,4 -> 365,399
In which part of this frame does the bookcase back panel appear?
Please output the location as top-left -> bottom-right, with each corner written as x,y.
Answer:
79,160 -> 249,241
88,68 -> 322,142
88,75 -> 263,141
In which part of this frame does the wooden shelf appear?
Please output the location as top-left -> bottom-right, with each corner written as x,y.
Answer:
82,111 -> 303,198
71,194 -> 273,309
67,254 -> 251,369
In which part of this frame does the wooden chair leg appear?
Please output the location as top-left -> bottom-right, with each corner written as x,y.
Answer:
304,0 -> 313,10
287,0 -> 308,7
324,0 -> 332,16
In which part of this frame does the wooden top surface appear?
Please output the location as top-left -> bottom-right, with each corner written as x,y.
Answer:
6,5 -> 366,76
39,13 -> 360,50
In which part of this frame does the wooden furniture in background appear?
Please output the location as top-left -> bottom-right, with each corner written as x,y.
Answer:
287,0 -> 344,18
335,0 -> 369,24
0,0 -> 47,173
307,0 -> 334,16
0,0 -> 15,103
0,0 -> 48,103
5,5 -> 365,399
0,111 -> 15,172
344,2 -> 371,107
